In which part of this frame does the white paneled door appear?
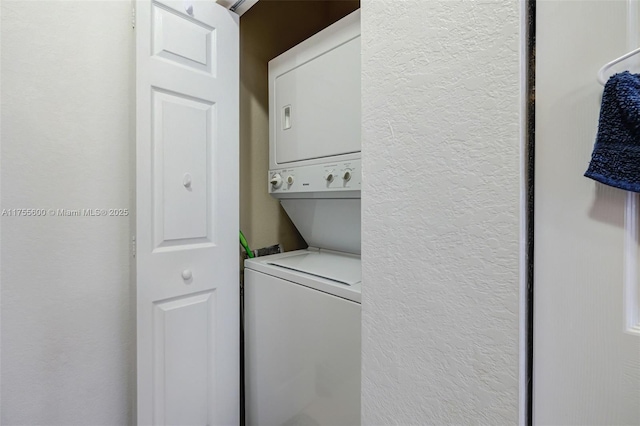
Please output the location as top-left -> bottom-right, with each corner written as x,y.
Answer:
135,1 -> 239,424
535,1 -> 640,424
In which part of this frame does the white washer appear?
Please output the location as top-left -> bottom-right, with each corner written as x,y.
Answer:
244,250 -> 360,425
244,10 -> 361,425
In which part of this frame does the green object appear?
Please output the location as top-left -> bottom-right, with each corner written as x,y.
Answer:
239,230 -> 254,258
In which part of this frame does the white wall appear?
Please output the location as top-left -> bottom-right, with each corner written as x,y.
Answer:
361,0 -> 522,423
534,1 -> 640,424
1,1 -> 133,424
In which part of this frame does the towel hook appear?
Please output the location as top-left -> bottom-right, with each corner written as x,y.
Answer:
597,46 -> 640,86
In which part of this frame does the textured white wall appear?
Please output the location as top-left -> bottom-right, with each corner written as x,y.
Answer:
361,0 -> 522,424
1,1 -> 133,424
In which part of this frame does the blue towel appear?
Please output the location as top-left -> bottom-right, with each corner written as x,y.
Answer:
585,71 -> 640,192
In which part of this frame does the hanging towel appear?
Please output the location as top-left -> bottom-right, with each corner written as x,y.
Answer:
585,71 -> 640,192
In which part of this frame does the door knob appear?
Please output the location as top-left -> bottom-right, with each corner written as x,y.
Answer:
182,269 -> 192,280
183,173 -> 192,188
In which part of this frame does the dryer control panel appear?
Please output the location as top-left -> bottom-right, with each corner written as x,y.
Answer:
269,159 -> 361,196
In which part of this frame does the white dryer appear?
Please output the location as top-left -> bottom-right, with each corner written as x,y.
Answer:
244,10 -> 361,426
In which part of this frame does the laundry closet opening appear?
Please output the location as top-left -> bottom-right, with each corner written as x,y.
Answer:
239,2 -> 361,424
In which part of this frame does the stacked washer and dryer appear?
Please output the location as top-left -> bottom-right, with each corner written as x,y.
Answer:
244,10 -> 361,426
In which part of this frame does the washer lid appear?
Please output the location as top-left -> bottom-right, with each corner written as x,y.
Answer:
267,251 -> 361,286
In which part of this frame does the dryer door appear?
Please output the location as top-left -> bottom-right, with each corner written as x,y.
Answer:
273,36 -> 360,165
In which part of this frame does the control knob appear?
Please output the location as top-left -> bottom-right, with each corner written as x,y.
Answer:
286,175 -> 294,185
343,170 -> 352,182
270,173 -> 283,188
325,172 -> 334,183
